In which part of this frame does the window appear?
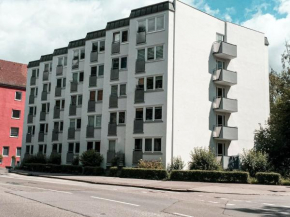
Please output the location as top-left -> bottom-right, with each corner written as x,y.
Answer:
90,91 -> 96,101
155,76 -> 163,89
98,65 -> 104,76
58,56 -> 67,66
121,57 -> 127,69
79,72 -> 84,82
154,138 -> 161,152
216,33 -> 224,42
16,147 -> 21,157
113,32 -> 120,43
10,127 -> 19,137
110,112 -> 117,123
144,106 -> 162,121
138,49 -> 145,60
217,87 -> 225,98
156,46 -> 163,59
122,30 -> 128,42
147,47 -> 154,60
75,143 -> 80,153
95,142 -> 100,152
15,91 -> 22,100
92,42 -> 98,52
80,49 -> 85,59
100,41 -> 105,52
146,107 -> 153,121
138,20 -> 146,30
88,116 -> 94,127
109,140 -> 116,152
217,143 -> 225,156
97,90 -> 103,101
57,78 -> 66,88
156,16 -> 164,31
145,139 -> 152,151
147,77 -> 154,90
64,57 -> 67,66
155,107 -> 162,120
70,119 -> 75,128
78,95 -> 82,105
96,115 -> 102,127
91,66 -> 97,76
148,18 -> 155,32
112,58 -> 119,69
145,46 -> 164,61
12,110 -> 21,119
216,61 -> 225,70
3,147 -> 9,156
136,108 -> 143,120
111,85 -> 118,96
87,142 -> 93,150
76,119 -> 81,129
134,139 -> 142,151
217,115 -> 226,127
119,112 -> 125,124
73,50 -> 79,60
28,126 -> 35,135
120,84 -> 126,96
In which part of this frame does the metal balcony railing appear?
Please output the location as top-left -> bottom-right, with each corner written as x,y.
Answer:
39,111 -> 46,121
55,87 -> 61,97
213,126 -> 238,141
213,41 -> 237,60
41,91 -> 47,101
213,98 -> 238,113
108,123 -> 117,136
54,106 -> 60,119
90,51 -> 98,62
111,42 -> 120,54
135,88 -> 144,103
27,114 -> 33,123
135,59 -> 145,73
68,127 -> 75,139
134,119 -> 143,134
110,68 -> 119,80
86,125 -> 94,138
89,75 -> 97,87
56,65 -> 63,75
136,32 -> 146,44
213,69 -> 237,86
70,82 -> 78,92
38,132 -> 44,142
69,104 -> 77,116
109,95 -> 118,108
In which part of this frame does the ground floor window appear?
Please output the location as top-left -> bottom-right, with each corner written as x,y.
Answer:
217,143 -> 226,156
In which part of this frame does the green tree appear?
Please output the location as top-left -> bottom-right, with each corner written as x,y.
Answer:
80,150 -> 103,167
189,147 -> 220,171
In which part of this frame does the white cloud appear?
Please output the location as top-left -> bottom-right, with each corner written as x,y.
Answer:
204,3 -> 219,16
0,0 -> 163,64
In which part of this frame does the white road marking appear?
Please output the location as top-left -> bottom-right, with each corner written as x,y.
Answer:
208,201 -> 219,204
142,191 -> 148,194
197,199 -> 204,202
233,199 -> 242,202
91,196 -> 140,207
173,212 -> 194,217
263,203 -> 275,206
227,204 -> 235,206
220,198 -> 228,200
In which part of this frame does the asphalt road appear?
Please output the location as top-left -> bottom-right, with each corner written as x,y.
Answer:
0,172 -> 290,217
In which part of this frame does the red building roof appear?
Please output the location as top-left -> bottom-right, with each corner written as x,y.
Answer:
0,59 -> 27,89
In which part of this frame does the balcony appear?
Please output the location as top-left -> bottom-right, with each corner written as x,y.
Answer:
39,111 -> 46,121
213,69 -> 237,86
135,87 -> 144,103
108,123 -> 117,136
70,82 -> 78,92
106,151 -> 115,166
134,119 -> 143,134
41,91 -> 47,101
29,95 -> 34,104
30,76 -> 36,85
136,32 -> 146,44
52,130 -> 58,141
213,126 -> 238,141
27,114 -> 33,123
110,68 -> 119,80
109,95 -> 118,108
213,41 -> 237,60
55,87 -> 61,97
56,65 -> 63,75
111,42 -> 120,54
136,59 -> 145,73
86,125 -> 94,138
213,98 -> 238,113
69,104 -> 76,116
132,150 -> 143,165
26,133 -> 32,143
72,60 -> 79,70
68,127 -> 75,139
54,106 -> 60,119
66,152 -> 74,164
43,71 -> 49,81
87,100 -> 96,112
38,132 -> 44,142
90,51 -> 98,62
89,75 -> 97,87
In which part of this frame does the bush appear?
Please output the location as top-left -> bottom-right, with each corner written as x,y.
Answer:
72,156 -> 79,166
47,153 -> 61,165
83,166 -> 105,176
120,168 -> 168,180
60,165 -> 82,174
170,170 -> 249,183
80,150 -> 104,167
167,156 -> 185,171
138,159 -> 164,169
256,172 -> 281,185
22,153 -> 47,165
189,147 -> 220,170
109,167 -> 119,177
241,149 -> 268,177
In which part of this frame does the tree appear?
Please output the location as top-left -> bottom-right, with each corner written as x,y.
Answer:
189,147 -> 220,170
255,42 -> 290,176
80,150 -> 103,167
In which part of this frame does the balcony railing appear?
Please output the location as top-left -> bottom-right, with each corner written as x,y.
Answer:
43,71 -> 49,81
66,152 -> 74,164
111,42 -> 120,54
56,65 -> 63,75
86,125 -> 94,138
136,59 -> 145,73
55,87 -> 61,97
108,123 -> 117,136
29,95 -> 34,104
52,130 -> 58,141
87,100 -> 95,112
213,126 -> 238,141
213,41 -> 237,60
132,150 -> 143,165
213,98 -> 238,113
110,68 -> 119,80
69,104 -> 77,116
68,127 -> 75,139
38,132 -> 44,142
90,51 -> 98,62
89,75 -> 97,87
106,151 -> 115,166
27,114 -> 33,123
70,82 -> 78,92
30,76 -> 36,85
136,32 -> 146,44
213,69 -> 237,86
109,95 -> 118,108
135,87 -> 144,103
41,91 -> 47,101
134,119 -> 143,134
54,106 -> 60,119
26,133 -> 32,143
39,111 -> 46,121
72,60 -> 79,70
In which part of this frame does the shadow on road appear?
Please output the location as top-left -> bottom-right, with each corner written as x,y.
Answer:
230,205 -> 290,216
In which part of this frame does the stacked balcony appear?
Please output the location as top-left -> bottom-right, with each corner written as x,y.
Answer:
69,104 -> 77,116
86,125 -> 94,138
43,71 -> 49,81
110,68 -> 119,80
54,106 -> 60,119
135,86 -> 144,103
90,51 -> 98,62
108,122 -> 117,136
56,65 -> 63,76
29,95 -> 35,104
30,76 -> 36,85
213,41 -> 237,60
133,119 -> 143,134
55,87 -> 61,97
213,126 -> 238,141
109,95 -> 118,108
41,91 -> 47,101
111,42 -> 120,54
52,129 -> 59,141
87,100 -> 96,112
89,75 -> 97,87
70,81 -> 78,92
213,98 -> 238,113
213,69 -> 237,86
68,127 -> 75,139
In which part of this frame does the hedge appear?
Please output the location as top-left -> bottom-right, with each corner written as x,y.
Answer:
23,164 -> 82,174
108,167 -> 119,177
170,170 -> 249,183
256,172 -> 281,185
83,166 -> 105,176
120,168 -> 168,180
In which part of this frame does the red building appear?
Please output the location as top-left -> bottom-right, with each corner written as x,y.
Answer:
0,59 -> 27,168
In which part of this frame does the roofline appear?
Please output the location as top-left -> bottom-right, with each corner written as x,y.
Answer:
0,83 -> 26,91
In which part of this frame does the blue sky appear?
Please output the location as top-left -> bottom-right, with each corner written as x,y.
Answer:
0,0 -> 289,71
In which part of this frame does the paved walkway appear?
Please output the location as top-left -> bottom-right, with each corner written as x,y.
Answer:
10,169 -> 290,196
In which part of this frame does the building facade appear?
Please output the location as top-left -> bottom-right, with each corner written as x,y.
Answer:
22,1 -> 269,168
0,60 -> 27,168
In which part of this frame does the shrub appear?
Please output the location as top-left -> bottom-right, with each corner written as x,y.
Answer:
138,159 -> 164,169
72,156 -> 79,166
60,165 -> 82,174
167,156 -> 185,171
256,172 -> 281,185
241,149 -> 268,177
83,166 -> 105,176
189,147 -> 220,170
120,168 -> 168,180
80,150 -> 103,167
22,153 -> 47,165
170,170 -> 249,183
47,153 -> 61,165
109,167 -> 119,177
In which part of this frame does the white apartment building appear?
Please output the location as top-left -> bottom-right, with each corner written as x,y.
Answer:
22,1 -> 270,168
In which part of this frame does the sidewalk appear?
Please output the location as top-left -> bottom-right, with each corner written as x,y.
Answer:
11,170 -> 290,196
